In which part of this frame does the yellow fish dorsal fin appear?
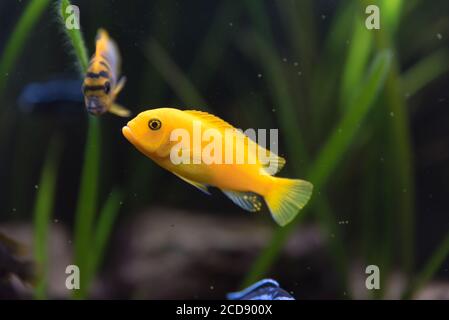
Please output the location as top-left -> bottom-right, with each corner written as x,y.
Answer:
259,152 -> 286,175
184,110 -> 235,130
184,110 -> 286,175
172,172 -> 211,195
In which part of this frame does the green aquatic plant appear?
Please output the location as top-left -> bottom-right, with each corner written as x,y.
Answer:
147,40 -> 207,107
133,0 -> 449,299
59,0 -> 122,299
33,137 -> 62,299
237,29 -> 349,292
242,0 -> 449,299
0,0 -> 51,151
403,231 -> 449,299
0,0 -> 446,301
243,49 -> 393,289
0,0 -> 51,98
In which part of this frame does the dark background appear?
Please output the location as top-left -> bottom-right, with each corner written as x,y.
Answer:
0,0 -> 448,299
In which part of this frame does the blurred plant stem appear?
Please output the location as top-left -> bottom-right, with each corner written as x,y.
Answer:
59,0 -> 121,299
402,231 -> 449,299
189,1 -> 243,89
0,0 -> 51,164
402,48 -> 449,96
244,50 -> 392,291
0,0 -> 51,98
238,31 -> 349,294
363,0 -> 415,277
60,0 -> 98,298
73,116 -> 100,298
33,136 -> 62,299
88,189 -> 122,287
147,40 -> 207,107
59,0 -> 89,73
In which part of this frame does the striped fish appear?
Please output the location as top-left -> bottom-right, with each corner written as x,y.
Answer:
82,29 -> 131,117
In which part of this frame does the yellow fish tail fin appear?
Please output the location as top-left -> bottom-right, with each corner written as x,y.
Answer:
264,178 -> 313,226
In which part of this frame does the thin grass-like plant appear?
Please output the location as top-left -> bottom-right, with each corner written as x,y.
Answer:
59,0 -> 122,299
0,0 -> 51,98
366,0 -> 415,277
147,40 -> 208,107
33,137 -> 62,299
402,48 -> 449,96
237,31 -> 350,293
59,0 -> 99,298
402,232 -> 449,299
0,0 -> 52,154
243,50 -> 393,287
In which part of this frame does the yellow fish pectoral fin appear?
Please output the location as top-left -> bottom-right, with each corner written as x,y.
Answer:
221,190 -> 263,212
172,172 -> 211,195
113,76 -> 126,97
109,103 -> 131,117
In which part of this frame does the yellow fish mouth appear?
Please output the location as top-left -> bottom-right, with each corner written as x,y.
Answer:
122,125 -> 134,144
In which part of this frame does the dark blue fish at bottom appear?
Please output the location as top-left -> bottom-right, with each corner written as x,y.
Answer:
227,279 -> 295,300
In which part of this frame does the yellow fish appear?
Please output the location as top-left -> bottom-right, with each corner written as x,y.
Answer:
82,29 -> 130,117
122,108 -> 313,226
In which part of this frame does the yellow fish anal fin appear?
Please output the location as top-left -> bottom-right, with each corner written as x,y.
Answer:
172,172 -> 211,195
221,190 -> 263,212
109,103 -> 131,117
184,110 -> 235,130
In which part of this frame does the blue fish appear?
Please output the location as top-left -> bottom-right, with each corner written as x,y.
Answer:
18,78 -> 83,115
227,279 -> 295,300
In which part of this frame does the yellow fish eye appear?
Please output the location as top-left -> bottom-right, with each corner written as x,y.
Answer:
148,118 -> 162,130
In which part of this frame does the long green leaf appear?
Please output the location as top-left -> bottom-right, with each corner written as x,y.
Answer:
73,116 -> 100,299
402,231 -> 449,299
310,51 -> 392,186
59,0 -> 89,72
239,31 -> 350,294
402,48 -> 449,96
0,0 -> 51,156
244,50 -> 392,285
59,0 -> 100,299
340,16 -> 372,108
380,0 -> 403,33
189,1 -> 243,88
368,3 -> 415,276
0,0 -> 51,98
238,32 -> 308,172
33,137 -> 62,299
147,40 -> 208,107
89,189 -> 122,286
